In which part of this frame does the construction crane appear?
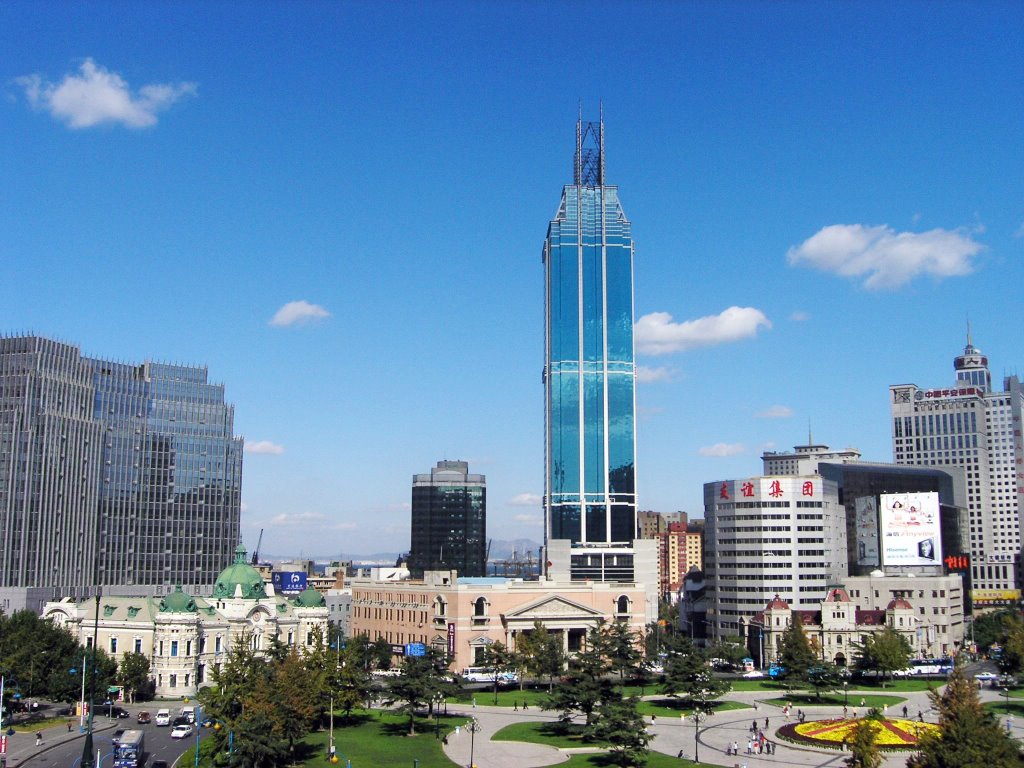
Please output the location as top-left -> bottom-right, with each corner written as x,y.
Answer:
251,528 -> 263,565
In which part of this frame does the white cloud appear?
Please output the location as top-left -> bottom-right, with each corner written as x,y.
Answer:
789,310 -> 810,322
755,405 -> 794,419
513,513 -> 542,526
635,307 -> 771,356
17,59 -> 196,129
636,365 -> 673,383
269,300 -> 331,327
637,405 -> 664,420
699,442 -> 746,457
245,440 -> 285,455
509,493 -> 541,507
240,500 -> 250,513
787,223 -> 984,289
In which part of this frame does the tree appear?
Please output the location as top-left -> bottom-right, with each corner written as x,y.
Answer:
588,692 -> 652,767
973,609 -> 1016,655
331,644 -> 373,721
807,662 -> 844,701
479,641 -> 518,704
384,648 -> 455,735
603,621 -> 643,682
709,635 -> 749,669
776,613 -> 817,685
852,627 -> 912,686
370,637 -> 394,670
661,640 -> 731,711
843,718 -> 882,768
274,646 -> 317,756
907,663 -> 1023,768
997,614 -> 1024,676
231,681 -> 289,768
118,652 -> 151,704
516,622 -> 565,691
543,626 -> 614,729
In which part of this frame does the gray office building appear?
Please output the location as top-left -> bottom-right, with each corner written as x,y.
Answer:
0,335 -> 243,611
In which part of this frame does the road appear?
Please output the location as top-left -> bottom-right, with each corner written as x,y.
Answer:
12,703 -> 196,768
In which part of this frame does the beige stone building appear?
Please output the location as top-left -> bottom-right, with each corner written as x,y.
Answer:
43,546 -> 329,698
349,571 -> 648,671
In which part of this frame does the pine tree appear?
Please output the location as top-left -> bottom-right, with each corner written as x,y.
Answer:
776,613 -> 817,685
843,719 -> 882,768
907,663 -> 1024,768
589,692 -> 652,767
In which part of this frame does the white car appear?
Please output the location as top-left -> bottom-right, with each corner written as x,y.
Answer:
170,724 -> 194,739
975,672 -> 999,682
742,670 -> 765,678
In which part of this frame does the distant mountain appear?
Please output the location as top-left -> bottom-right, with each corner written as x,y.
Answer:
260,538 -> 542,566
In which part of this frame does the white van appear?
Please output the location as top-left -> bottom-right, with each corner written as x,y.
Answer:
155,709 -> 171,726
180,706 -> 196,724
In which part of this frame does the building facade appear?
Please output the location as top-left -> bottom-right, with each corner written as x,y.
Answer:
408,460 -> 486,578
349,570 -> 647,672
0,336 -> 243,611
703,475 -> 848,641
43,547 -> 328,698
658,522 -> 702,600
761,441 -> 862,476
890,336 -> 1024,602
543,114 -> 640,584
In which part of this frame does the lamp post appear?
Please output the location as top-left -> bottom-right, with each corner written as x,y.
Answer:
80,592 -> 101,768
194,704 -> 202,768
467,717 -> 481,768
329,694 -> 335,760
692,707 -> 706,763
844,680 -> 849,708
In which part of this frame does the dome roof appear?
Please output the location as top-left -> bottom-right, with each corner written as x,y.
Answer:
292,586 -> 326,608
159,585 -> 197,613
825,587 -> 851,603
766,595 -> 789,610
887,598 -> 913,610
212,545 -> 268,600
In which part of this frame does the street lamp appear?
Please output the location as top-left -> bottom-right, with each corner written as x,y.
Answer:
467,717 -> 481,768
80,592 -> 101,768
844,680 -> 849,708
692,707 -> 706,763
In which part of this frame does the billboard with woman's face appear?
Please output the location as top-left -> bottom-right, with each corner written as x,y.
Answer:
880,491 -> 942,566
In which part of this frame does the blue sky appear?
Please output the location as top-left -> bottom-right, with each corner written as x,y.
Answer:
3,2 -> 1021,557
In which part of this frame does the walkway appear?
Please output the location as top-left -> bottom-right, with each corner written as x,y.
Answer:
442,684 -> 1020,768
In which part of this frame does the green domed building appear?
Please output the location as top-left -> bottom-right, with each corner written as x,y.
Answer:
41,544 -> 328,699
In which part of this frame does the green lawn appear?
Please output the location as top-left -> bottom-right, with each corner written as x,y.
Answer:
447,683 -> 659,709
984,700 -> 1024,717
728,678 -> 805,692
183,710 -> 468,768
846,678 -> 943,692
492,720 -> 604,748
636,698 -> 748,718
762,693 -> 905,709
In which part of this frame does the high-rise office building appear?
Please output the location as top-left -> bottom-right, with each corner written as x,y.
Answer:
890,335 -> 1024,602
409,460 -> 486,578
0,335 -> 243,610
543,113 -> 643,584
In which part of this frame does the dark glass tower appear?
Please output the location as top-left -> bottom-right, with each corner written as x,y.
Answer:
544,114 -> 638,581
409,460 -> 486,578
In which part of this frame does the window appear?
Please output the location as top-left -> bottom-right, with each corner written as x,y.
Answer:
158,641 -> 164,656
288,631 -> 294,645
171,640 -> 178,657
109,637 -> 118,654
186,640 -> 192,656
435,596 -> 447,616
215,636 -> 222,654
474,597 -> 488,617
169,674 -> 177,688
616,595 -> 630,614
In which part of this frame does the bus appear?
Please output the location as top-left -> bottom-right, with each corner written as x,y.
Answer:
113,729 -> 144,768
461,667 -> 518,684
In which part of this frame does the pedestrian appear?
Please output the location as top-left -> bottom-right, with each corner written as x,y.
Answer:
883,704 -> 888,716
753,701 -> 759,711
798,709 -> 805,723
852,708 -> 858,719
678,749 -> 685,758
918,710 -> 924,722
764,716 -> 769,729
35,731 -> 42,746
522,701 -> 528,710
903,705 -> 908,719
751,719 -> 758,733
651,714 -> 656,724
859,697 -> 865,707
472,697 -> 476,708
843,706 -> 848,718
746,738 -> 753,754
758,740 -> 764,754
680,713 -> 685,724
67,720 -> 73,732
513,701 -> 518,711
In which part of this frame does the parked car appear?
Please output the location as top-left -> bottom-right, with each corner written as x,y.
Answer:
137,711 -> 151,724
172,716 -> 191,727
742,670 -> 765,678
170,724 -> 194,739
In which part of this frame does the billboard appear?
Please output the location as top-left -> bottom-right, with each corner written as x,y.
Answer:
854,496 -> 880,566
271,571 -> 308,595
880,492 -> 942,566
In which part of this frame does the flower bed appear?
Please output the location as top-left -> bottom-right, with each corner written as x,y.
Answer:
776,717 -> 939,751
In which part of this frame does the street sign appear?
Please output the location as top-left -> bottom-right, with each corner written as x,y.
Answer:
405,643 -> 426,657
390,644 -> 405,655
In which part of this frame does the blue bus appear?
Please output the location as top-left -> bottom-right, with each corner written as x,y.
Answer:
113,729 -> 144,768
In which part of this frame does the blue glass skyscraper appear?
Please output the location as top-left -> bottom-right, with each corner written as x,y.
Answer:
544,114 -> 638,581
